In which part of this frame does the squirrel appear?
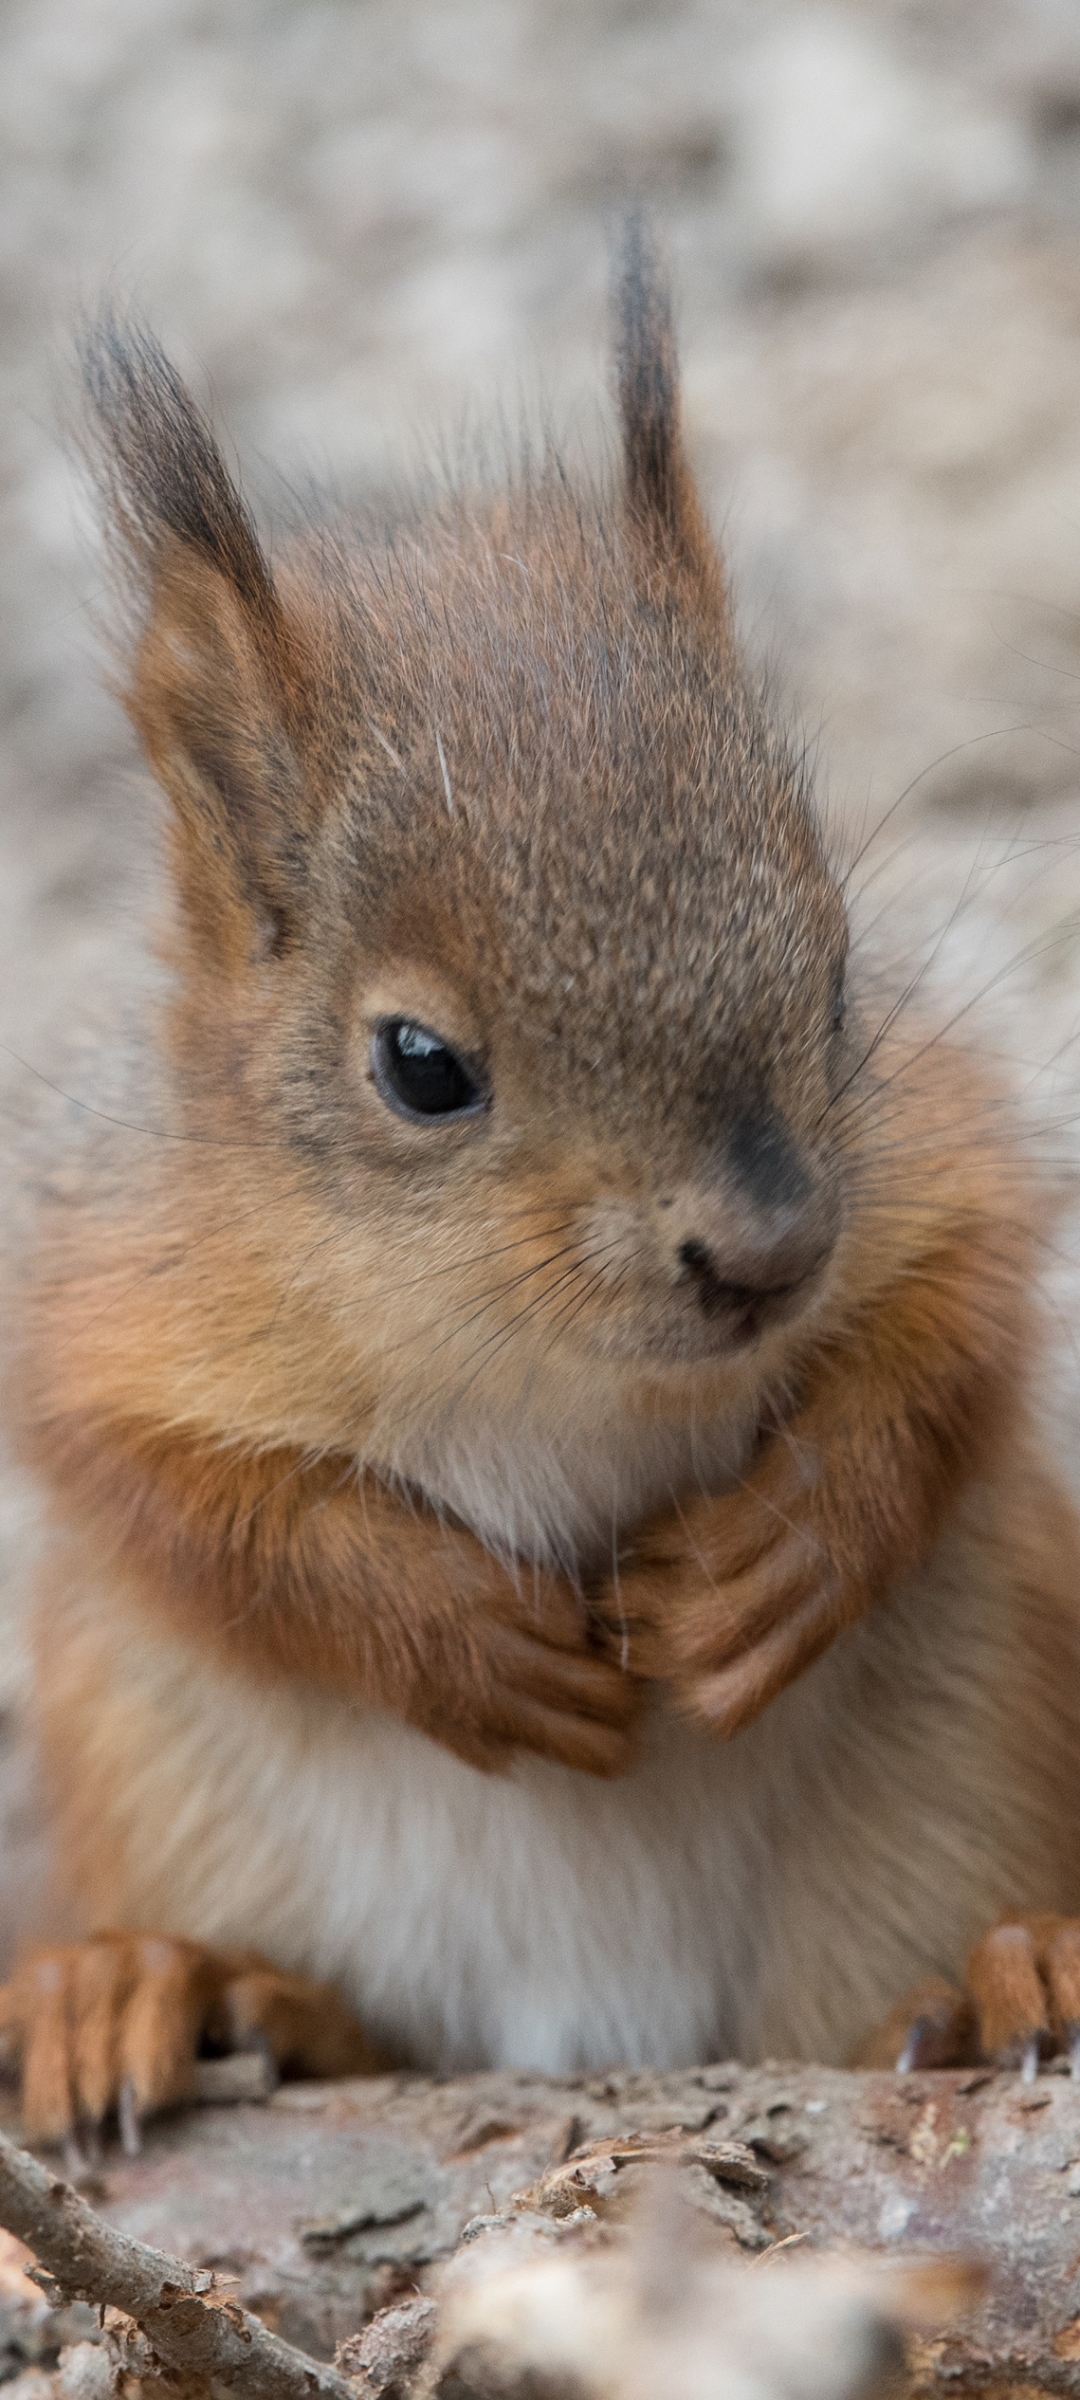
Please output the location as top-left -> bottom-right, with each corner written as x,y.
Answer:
4,222 -> 1080,2158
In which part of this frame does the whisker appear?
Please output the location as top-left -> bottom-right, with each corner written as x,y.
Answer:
417,1238 -> 625,1423
838,724 -> 1045,892
826,915 -> 1080,1146
0,1040 -> 281,1150
374,1232 -> 591,1375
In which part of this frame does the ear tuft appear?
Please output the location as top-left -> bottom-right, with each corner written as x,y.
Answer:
614,212 -> 683,540
613,215 -> 726,617
78,312 -> 318,965
80,311 -> 275,623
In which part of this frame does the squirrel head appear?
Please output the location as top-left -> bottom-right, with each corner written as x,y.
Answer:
82,227 -> 853,1449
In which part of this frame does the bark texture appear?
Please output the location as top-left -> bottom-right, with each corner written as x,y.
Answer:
1,2061 -> 1079,2393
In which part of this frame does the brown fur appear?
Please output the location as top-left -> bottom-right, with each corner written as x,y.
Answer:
6,229 -> 1080,2140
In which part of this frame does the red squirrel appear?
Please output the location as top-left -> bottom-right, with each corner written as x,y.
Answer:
5,224 -> 1080,2154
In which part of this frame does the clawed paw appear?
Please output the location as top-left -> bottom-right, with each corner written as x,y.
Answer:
965,1915 -> 1080,2078
856,1914 -> 1080,2079
604,1465 -> 859,1735
0,1930 -> 380,2160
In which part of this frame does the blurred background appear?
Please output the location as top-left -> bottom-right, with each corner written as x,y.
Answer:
6,0 -> 1080,1938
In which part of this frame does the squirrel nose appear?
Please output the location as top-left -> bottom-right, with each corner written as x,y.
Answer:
676,1218 -> 831,1319
667,1105 -> 838,1328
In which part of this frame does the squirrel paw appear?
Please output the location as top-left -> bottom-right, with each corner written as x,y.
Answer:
853,1914 -> 1080,2078
607,1467 -> 859,1736
432,1578 -> 644,1777
0,1930 -> 380,2159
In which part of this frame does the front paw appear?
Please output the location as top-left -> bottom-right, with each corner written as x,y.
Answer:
607,1471 -> 862,1736
0,1931 -> 379,2160
439,1580 -> 645,1778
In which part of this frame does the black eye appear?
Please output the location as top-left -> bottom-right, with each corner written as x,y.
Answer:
372,1019 -> 486,1121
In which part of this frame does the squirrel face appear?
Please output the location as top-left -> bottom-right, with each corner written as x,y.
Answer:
83,233 -> 852,1441
311,568 -> 849,1381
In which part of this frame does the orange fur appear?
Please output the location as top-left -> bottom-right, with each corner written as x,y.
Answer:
0,1934 -> 378,2146
614,1043 -> 1034,1730
24,1413 -> 638,1776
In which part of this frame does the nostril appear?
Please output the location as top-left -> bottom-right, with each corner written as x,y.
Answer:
676,1231 -> 825,1322
677,1238 -> 767,1319
678,1238 -> 718,1283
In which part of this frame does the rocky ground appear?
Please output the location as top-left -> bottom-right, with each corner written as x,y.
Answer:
6,0 -> 1080,1948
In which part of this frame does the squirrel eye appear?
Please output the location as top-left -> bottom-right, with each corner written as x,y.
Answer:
372,1019 -> 486,1122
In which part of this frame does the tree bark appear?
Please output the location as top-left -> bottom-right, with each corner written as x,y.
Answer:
2,2060 -> 1079,2393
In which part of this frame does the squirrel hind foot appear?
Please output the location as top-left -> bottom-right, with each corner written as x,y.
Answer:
853,1912 -> 1080,2080
0,1932 -> 379,2150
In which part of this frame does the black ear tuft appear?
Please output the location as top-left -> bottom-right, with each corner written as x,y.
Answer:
613,217 -> 728,617
80,311 -> 275,621
77,313 -> 318,962
613,213 -> 684,543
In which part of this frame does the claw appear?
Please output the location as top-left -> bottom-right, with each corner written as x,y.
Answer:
241,2027 -> 281,2089
1020,2035 -> 1040,2085
118,2077 -> 141,2157
894,2012 -> 947,2074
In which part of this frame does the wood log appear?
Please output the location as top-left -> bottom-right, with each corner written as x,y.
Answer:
2,2060 -> 1080,2393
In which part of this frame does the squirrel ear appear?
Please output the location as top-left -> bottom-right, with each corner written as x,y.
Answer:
82,316 -> 316,962
614,216 -> 727,618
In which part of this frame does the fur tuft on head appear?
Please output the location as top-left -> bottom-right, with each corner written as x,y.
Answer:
614,213 -> 682,536
612,215 -> 725,613
78,312 -> 321,963
80,312 -> 276,623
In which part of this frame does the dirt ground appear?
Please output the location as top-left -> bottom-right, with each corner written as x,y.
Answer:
6,0 -> 1080,1954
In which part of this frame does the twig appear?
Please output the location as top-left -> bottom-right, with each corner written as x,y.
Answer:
0,2127 -> 354,2400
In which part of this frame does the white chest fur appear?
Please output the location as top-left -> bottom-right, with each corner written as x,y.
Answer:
95,1505 -> 1045,2075
369,1397 -> 761,1571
